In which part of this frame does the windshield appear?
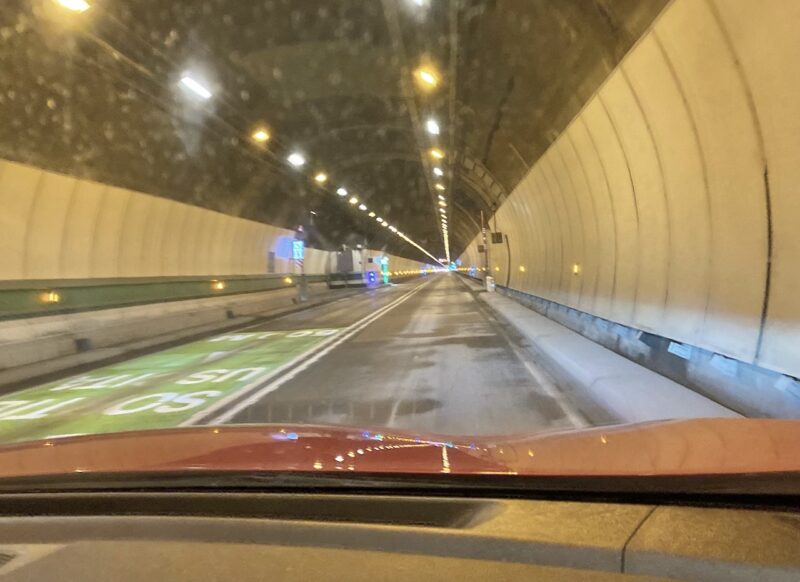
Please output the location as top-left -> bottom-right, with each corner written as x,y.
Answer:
0,0 -> 799,483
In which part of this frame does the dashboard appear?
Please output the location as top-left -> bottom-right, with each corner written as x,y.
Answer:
0,492 -> 795,580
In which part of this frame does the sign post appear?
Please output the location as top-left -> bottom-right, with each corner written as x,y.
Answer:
293,226 -> 308,302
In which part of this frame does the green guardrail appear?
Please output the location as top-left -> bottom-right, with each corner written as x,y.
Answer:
0,274 -> 329,320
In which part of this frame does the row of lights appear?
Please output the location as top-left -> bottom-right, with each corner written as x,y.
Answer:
54,0 -> 442,266
413,64 -> 451,264
466,263 -> 582,275
39,276 -> 298,306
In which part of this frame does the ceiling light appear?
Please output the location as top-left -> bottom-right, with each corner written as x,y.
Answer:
429,148 -> 445,159
433,167 -> 444,177
382,222 -> 389,227
358,204 -> 367,211
375,216 -> 383,222
251,128 -> 270,143
438,200 -> 446,206
349,196 -> 358,205
336,187 -> 348,197
287,152 -> 305,167
179,75 -> 212,100
389,226 -> 398,233
56,0 -> 90,12
438,194 -> 445,201
435,183 -> 445,191
439,208 -> 446,214
314,173 -> 328,184
425,119 -> 440,135
414,67 -> 439,89
368,211 -> 376,218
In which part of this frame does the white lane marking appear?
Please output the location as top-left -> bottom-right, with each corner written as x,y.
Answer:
188,279 -> 433,426
179,288 -> 402,425
493,323 -> 587,428
460,275 -> 587,428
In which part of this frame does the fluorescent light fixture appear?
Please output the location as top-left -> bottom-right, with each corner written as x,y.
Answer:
438,194 -> 445,201
287,152 -> 305,167
179,75 -> 212,100
358,204 -> 367,211
336,187 -> 348,197
251,128 -> 270,143
382,221 -> 389,227
368,211 -> 376,218
429,148 -> 445,159
439,208 -> 446,214
349,196 -> 358,205
314,173 -> 328,184
56,0 -> 90,12
389,226 -> 398,233
434,183 -> 445,191
425,119 -> 440,135
438,200 -> 446,207
376,216 -> 383,222
433,167 -> 444,177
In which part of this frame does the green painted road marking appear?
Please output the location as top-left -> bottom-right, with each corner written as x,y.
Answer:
0,328 -> 340,443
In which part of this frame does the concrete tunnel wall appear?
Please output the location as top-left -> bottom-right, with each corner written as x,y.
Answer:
0,158 -> 423,281
460,0 -> 800,380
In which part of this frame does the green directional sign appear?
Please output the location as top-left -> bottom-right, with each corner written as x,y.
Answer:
0,328 -> 339,443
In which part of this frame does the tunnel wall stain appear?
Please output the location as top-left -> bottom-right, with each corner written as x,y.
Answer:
460,0 -> 800,379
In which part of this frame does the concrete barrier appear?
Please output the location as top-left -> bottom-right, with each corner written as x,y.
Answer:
0,282 -> 358,389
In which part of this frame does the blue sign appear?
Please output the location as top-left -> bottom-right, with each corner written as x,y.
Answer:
292,240 -> 305,261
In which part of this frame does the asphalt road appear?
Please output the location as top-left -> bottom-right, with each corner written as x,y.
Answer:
225,274 -> 586,435
0,274 -> 585,441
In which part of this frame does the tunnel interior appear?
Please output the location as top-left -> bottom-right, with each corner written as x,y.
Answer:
1,0 -> 800,422
0,0 -> 667,260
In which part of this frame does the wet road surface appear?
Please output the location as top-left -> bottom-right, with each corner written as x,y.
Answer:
0,274 -> 585,441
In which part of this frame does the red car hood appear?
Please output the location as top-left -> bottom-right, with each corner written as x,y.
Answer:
0,418 -> 798,479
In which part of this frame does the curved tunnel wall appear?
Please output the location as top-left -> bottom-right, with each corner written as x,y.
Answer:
460,0 -> 800,379
0,158 -> 425,281
0,158 -> 297,279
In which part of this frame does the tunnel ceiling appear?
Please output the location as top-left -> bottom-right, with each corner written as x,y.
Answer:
0,0 -> 668,262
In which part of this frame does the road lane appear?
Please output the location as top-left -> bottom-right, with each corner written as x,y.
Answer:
230,275 -> 585,435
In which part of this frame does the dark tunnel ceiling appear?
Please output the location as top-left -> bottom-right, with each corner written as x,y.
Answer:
0,0 -> 669,262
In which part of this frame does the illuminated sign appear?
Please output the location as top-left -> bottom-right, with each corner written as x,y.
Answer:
292,240 -> 305,261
